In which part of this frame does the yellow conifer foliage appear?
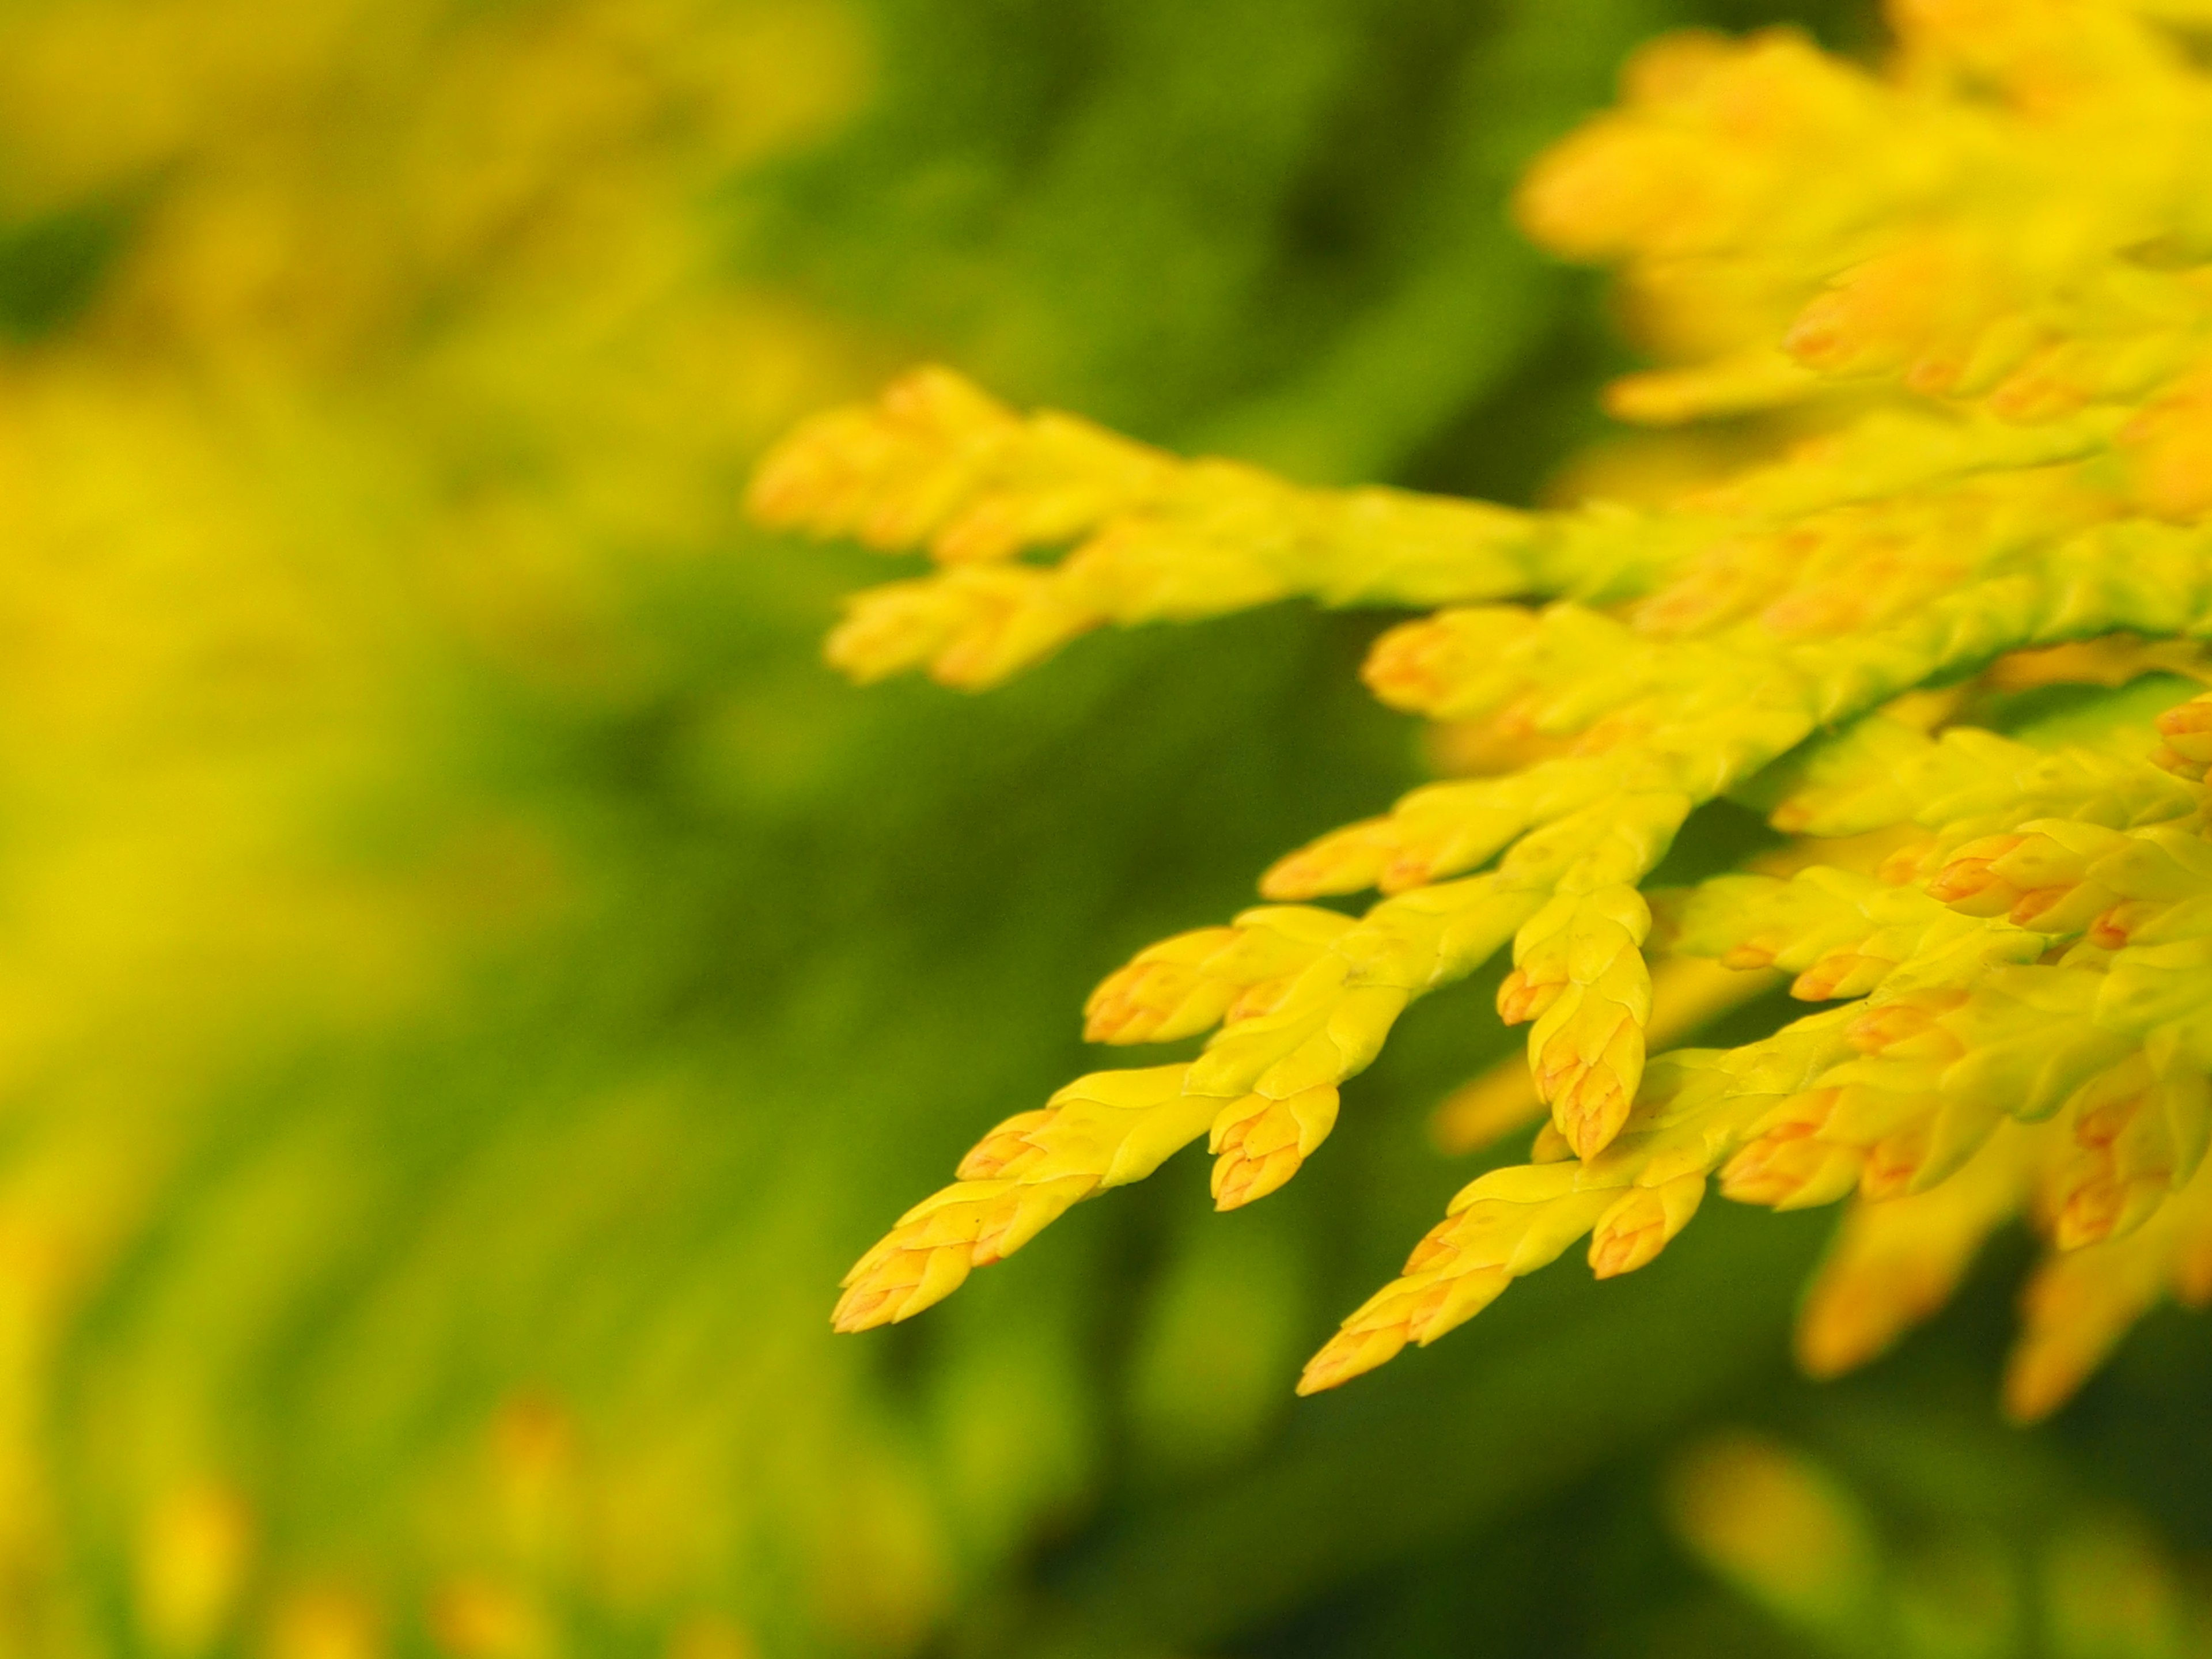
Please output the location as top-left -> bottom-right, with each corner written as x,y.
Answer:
762,0 -> 2212,1415
0,0 -> 877,1645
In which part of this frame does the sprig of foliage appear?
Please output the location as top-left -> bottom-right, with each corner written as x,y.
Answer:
762,0 -> 2212,1416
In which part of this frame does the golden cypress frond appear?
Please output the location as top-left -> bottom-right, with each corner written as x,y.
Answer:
834,1065 -> 1213,1331
1669,865 -> 2040,1000
1433,956 -> 1775,1156
1502,885 -> 1654,1158
751,367 -> 1549,686
765,0 -> 2212,1412
1304,695 -> 2212,1399
835,873 -> 1547,1322
2006,1149 -> 2212,1420
1082,907 -> 1355,1045
1301,1012 -> 1858,1392
2041,1053 -> 2207,1247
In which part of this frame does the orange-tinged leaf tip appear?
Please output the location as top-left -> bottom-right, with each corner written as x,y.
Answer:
1213,1144 -> 1301,1210
1081,972 -> 1183,1044
1406,1267 -> 1513,1342
1361,623 -> 1459,712
1589,1215 -> 1664,1279
2088,906 -> 2137,949
1926,856 -> 2009,908
1590,1179 -> 1703,1279
2007,885 -> 2075,926
1844,997 -> 1964,1057
1721,1135 -> 1862,1209
1497,969 -> 1563,1025
832,1278 -> 905,1333
1854,1149 -> 1919,1202
1259,846 -> 1374,901
1209,1089 -> 1336,1210
956,1132 -> 1034,1181
1296,1327 -> 1408,1396
2154,699 -> 2212,766
1551,1064 -> 1634,1160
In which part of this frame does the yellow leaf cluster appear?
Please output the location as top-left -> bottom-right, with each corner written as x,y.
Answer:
763,0 -> 2212,1416
0,0 -> 887,1648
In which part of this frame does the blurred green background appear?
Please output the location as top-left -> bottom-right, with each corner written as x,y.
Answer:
2,0 -> 2210,1654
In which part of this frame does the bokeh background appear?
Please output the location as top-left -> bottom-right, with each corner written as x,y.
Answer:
4,0 -> 2211,1654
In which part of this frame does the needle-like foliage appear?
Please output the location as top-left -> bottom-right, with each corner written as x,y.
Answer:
761,0 -> 2212,1416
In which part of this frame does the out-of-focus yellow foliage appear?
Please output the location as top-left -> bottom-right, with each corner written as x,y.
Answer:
1666,1433 -> 1879,1630
765,0 -> 2212,1419
0,0 -> 902,1651
0,0 -> 866,1085
1667,1428 -> 2212,1657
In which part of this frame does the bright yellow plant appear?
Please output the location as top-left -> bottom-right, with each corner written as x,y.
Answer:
0,0 -> 892,1649
758,0 -> 2212,1418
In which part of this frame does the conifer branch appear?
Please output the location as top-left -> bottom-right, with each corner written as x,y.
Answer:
770,0 -> 2212,1414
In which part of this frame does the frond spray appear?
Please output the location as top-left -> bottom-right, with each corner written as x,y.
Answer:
754,0 -> 2212,1419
